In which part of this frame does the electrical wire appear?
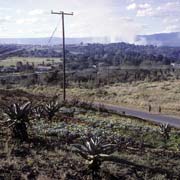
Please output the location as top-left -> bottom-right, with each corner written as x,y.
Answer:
0,19 -> 63,77
0,19 -> 61,58
48,20 -> 61,44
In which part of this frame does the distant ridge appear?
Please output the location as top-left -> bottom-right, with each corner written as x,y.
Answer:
0,37 -> 110,45
136,32 -> 180,47
0,32 -> 180,47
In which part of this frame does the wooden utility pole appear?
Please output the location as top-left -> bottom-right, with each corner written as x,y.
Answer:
51,11 -> 73,101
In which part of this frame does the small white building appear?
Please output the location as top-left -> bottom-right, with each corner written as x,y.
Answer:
35,65 -> 52,72
171,63 -> 180,68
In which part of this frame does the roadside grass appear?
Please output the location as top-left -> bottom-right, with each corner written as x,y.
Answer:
19,80 -> 180,116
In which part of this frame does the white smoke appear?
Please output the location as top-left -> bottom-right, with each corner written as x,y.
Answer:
135,36 -> 163,47
65,0 -> 142,43
135,37 -> 147,45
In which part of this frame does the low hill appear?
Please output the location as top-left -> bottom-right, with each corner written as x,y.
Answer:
136,32 -> 180,47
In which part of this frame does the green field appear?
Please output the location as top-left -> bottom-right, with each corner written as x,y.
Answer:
0,57 -> 62,67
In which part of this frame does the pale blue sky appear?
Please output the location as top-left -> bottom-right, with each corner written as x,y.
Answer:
0,0 -> 180,42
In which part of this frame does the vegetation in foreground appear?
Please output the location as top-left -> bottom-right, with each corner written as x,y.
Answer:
0,89 -> 180,179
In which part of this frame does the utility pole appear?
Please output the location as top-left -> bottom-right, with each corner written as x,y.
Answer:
51,11 -> 73,101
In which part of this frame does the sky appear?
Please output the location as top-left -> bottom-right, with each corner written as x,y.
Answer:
0,0 -> 180,43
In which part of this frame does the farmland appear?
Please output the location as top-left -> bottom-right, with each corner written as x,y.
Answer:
0,57 -> 62,67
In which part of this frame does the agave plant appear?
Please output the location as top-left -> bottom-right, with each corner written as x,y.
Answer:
44,100 -> 62,121
159,123 -> 171,142
73,135 -> 116,179
33,105 -> 44,120
3,102 -> 31,141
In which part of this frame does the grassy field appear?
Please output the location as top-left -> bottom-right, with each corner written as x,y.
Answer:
0,89 -> 180,179
21,80 -> 180,117
0,57 -> 62,67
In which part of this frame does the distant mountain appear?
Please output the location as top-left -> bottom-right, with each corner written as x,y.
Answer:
136,32 -> 180,47
1,32 -> 180,47
0,37 -> 110,45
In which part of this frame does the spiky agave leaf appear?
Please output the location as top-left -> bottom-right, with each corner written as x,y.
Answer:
159,123 -> 171,140
4,102 -> 31,122
2,101 -> 32,141
21,102 -> 31,113
43,99 -> 64,120
44,100 -> 62,113
73,135 -> 117,160
33,105 -> 44,119
159,123 -> 171,133
73,135 -> 117,177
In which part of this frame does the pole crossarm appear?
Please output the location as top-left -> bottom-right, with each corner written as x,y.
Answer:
51,10 -> 73,101
51,11 -> 73,16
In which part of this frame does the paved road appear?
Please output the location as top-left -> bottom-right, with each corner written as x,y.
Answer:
94,102 -> 180,128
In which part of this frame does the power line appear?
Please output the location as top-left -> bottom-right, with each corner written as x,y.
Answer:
51,10 -> 73,101
48,20 -> 61,44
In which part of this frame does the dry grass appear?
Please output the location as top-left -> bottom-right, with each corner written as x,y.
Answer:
19,80 -> 180,116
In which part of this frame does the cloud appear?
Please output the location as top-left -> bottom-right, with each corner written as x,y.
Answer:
163,17 -> 180,25
64,1 -> 142,43
16,9 -> 23,15
126,0 -> 135,2
0,7 -> 11,11
139,3 -> 151,9
28,9 -> 46,16
69,14 -> 141,43
126,3 -> 137,10
137,7 -> 153,17
155,1 -> 180,18
126,2 -> 180,18
1,0 -> 179,40
155,1 -> 180,33
157,2 -> 180,12
126,2 -> 153,17
136,3 -> 153,17
16,18 -> 39,25
0,16 -> 11,24
142,1 -> 180,18
119,17 -> 134,22
164,25 -> 180,32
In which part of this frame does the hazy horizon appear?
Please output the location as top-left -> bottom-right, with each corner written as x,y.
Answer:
0,0 -> 180,43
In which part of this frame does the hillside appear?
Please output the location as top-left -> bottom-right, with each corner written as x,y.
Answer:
136,32 -> 180,47
1,42 -> 180,66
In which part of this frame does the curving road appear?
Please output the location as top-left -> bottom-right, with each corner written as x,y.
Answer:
94,102 -> 180,128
